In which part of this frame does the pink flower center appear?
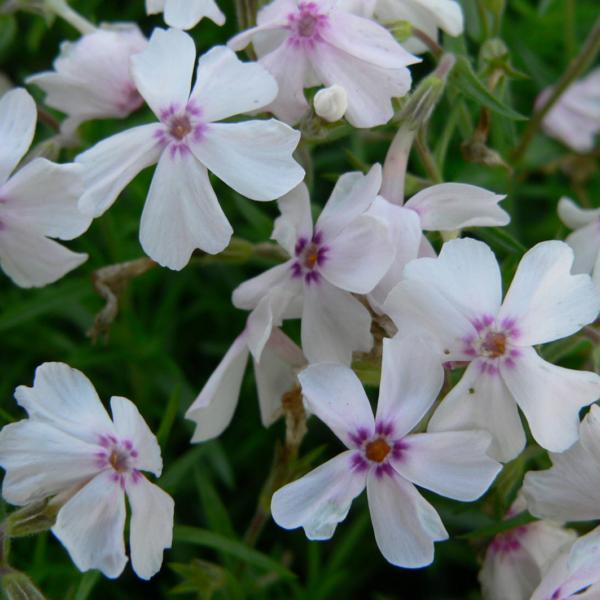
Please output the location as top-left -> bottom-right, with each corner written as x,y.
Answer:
96,435 -> 140,487
169,115 -> 193,141
365,438 -> 391,463
490,525 -> 529,554
350,423 -> 407,478
291,231 -> 329,284
480,331 -> 507,358
287,2 -> 328,48
155,101 -> 207,158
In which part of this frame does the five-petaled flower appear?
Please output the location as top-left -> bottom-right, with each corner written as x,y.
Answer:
76,28 -> 304,270
228,0 -> 420,127
384,237 -> 600,462
0,363 -> 174,580
271,337 -> 501,568
0,88 -> 90,288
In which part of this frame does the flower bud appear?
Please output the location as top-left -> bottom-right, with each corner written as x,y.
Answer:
314,85 -> 348,123
1,572 -> 46,600
388,20 -> 413,43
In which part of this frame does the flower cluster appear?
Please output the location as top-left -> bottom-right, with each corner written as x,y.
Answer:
1,0 -> 600,596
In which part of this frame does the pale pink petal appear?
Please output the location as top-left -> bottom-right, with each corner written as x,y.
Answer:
320,214 -> 394,294
376,337 -> 444,437
130,28 -> 194,118
428,361 -> 526,463
569,526 -> 600,574
301,279 -> 372,364
0,89 -> 36,185
190,46 -> 277,122
1,159 -> 89,240
126,475 -> 174,580
520,522 -> 577,571
232,262 -> 295,310
271,183 -> 313,256
164,0 -> 225,28
185,334 -> 249,443
558,196 -> 600,230
0,420 -> 101,505
14,362 -> 114,445
190,120 -> 303,201
298,363 -> 375,448
317,164 -> 382,239
565,224 -> 600,275
53,471 -> 127,578
76,124 -> 162,217
499,241 -> 600,346
0,222 -> 87,288
404,183 -> 509,231
501,347 -> 599,453
110,397 -> 162,477
367,471 -> 447,568
271,450 -> 367,539
139,151 -> 232,269
393,430 -> 500,501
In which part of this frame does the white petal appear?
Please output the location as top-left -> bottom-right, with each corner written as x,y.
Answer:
558,196 -> 600,230
317,164 -> 382,239
139,150 -> 232,269
404,183 -> 509,231
53,471 -> 127,578
321,9 -> 420,69
271,450 -> 366,540
126,475 -> 174,580
164,0 -> 225,28
146,0 -> 165,14
383,280 -> 476,362
190,120 -> 303,201
232,262 -> 295,310
1,159 -> 89,240
412,0 -> 464,35
130,28 -> 194,118
392,430 -> 500,501
499,241 -> 600,346
301,279 -> 372,364
520,521 -> 577,572
76,124 -> 162,217
0,88 -> 36,184
14,362 -> 115,444
569,525 -> 600,574
403,237 -> 503,322
501,347 -> 600,453
190,46 -> 276,122
0,420 -> 101,505
428,361 -> 526,463
271,183 -> 313,256
298,363 -> 375,448
0,223 -> 87,288
376,337 -> 444,437
110,396 -> 162,477
367,471 -> 448,568
185,334 -> 249,442
565,224 -> 600,275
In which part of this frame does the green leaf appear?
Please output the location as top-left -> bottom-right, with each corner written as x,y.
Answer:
174,526 -> 296,580
156,384 -> 181,447
458,511 -> 537,540
72,572 -> 100,600
450,56 -> 527,121
473,227 -> 526,254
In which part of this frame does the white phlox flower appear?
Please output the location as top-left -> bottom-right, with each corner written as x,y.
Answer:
558,197 -> 600,287
146,0 -> 225,29
0,88 -> 90,288
76,28 -> 304,270
374,0 -> 464,54
232,164 -> 395,364
479,495 -> 576,600
384,237 -> 600,462
537,68 -> 600,154
271,336 -> 501,567
27,25 -> 147,137
369,182 -> 510,310
0,363 -> 174,580
530,528 -> 600,600
228,0 -> 420,128
186,326 -> 306,442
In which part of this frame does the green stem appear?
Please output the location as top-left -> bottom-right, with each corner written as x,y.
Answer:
512,17 -> 600,164
45,0 -> 95,34
415,129 -> 443,183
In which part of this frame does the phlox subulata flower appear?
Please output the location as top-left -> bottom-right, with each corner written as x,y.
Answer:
384,238 -> 600,462
146,0 -> 225,29
272,337 -> 501,567
0,88 -> 90,288
76,28 -> 304,270
186,327 -> 306,442
228,0 -> 420,127
0,363 -> 174,580
232,164 -> 395,364
27,25 -> 147,137
479,495 -> 575,600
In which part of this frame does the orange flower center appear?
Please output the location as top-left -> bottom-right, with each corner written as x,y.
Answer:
365,438 -> 391,463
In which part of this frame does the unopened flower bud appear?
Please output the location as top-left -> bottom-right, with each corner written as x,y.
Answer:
314,85 -> 348,122
1,571 -> 46,600
388,20 -> 413,43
